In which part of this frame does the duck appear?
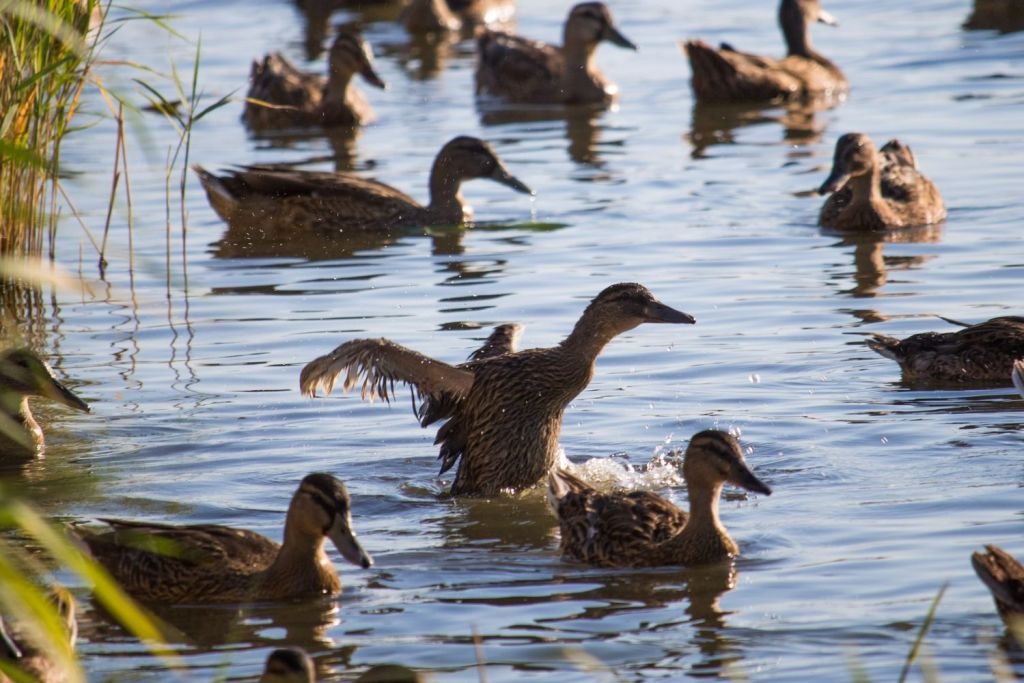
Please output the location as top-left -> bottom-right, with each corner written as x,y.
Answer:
299,283 -> 694,497
0,587 -> 77,683
1013,359 -> 1024,397
75,473 -> 373,604
818,133 -> 946,230
971,545 -> 1024,633
0,348 -> 89,459
244,27 -> 386,130
475,2 -> 636,106
260,647 -> 315,683
547,430 -> 772,567
193,136 -> 532,232
866,316 -> 1024,385
402,0 -> 515,34
683,0 -> 846,104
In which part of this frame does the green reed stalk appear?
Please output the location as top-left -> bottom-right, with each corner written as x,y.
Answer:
0,0 -> 96,256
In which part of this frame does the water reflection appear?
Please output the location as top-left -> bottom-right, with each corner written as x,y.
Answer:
438,493 -> 555,552
686,100 -> 830,159
480,105 -> 607,167
249,127 -> 366,173
825,224 -> 943,299
377,31 -> 466,81
292,0 -> 404,61
964,0 -> 1024,33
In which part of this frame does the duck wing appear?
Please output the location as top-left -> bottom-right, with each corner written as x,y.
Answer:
476,30 -> 563,103
299,337 -> 475,410
550,469 -> 688,567
83,519 -> 280,572
244,52 -> 323,127
972,544 -> 1024,623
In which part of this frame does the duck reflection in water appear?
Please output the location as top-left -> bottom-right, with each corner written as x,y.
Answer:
480,105 -> 607,168
291,0 -> 404,62
825,224 -> 942,300
686,98 -> 831,160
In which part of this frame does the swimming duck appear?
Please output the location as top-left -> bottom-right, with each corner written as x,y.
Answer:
193,136 -> 532,231
866,316 -> 1024,385
402,0 -> 515,34
300,283 -> 694,497
547,430 -> 771,567
683,0 -> 846,104
971,545 -> 1024,632
0,587 -> 77,683
260,647 -> 315,683
75,473 -> 372,604
818,133 -> 946,230
475,2 -> 636,106
0,348 -> 89,459
1013,359 -> 1024,397
244,28 -> 386,130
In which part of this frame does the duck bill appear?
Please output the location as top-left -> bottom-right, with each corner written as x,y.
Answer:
360,61 -> 387,90
603,24 -> 637,50
489,165 -> 534,195
43,377 -> 90,413
643,300 -> 695,324
818,168 -> 850,195
817,8 -> 838,26
730,465 -> 772,496
327,515 -> 373,569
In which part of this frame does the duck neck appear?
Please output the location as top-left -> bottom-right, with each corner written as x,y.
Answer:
427,157 -> 465,223
265,527 -> 334,589
660,480 -> 734,564
848,165 -> 884,206
780,3 -> 816,59
559,310 -> 634,367
0,393 -> 41,454
323,68 -> 355,108
684,480 -> 725,533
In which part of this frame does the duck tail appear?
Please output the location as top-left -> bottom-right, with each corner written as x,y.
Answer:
192,165 -> 238,223
865,334 -> 903,362
681,39 -> 737,102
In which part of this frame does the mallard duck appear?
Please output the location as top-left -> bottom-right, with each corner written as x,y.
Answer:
818,133 -> 946,230
683,0 -> 846,104
548,430 -> 772,567
260,648 -> 315,683
300,283 -> 694,497
402,0 -> 514,33
866,316 -> 1024,385
0,587 -> 77,683
75,473 -> 372,604
475,2 -> 636,106
0,348 -> 89,459
971,545 -> 1024,632
1013,359 -> 1024,397
193,136 -> 532,232
244,28 -> 386,130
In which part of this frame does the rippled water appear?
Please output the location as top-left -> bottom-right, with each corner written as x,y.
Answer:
5,0 -> 1024,680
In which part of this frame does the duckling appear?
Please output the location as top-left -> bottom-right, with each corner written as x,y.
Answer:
244,28 -> 386,130
0,348 -> 89,459
1013,359 -> 1024,397
402,0 -> 514,34
971,545 -> 1024,633
260,647 -> 315,683
75,473 -> 372,604
475,2 -> 636,106
683,0 -> 846,103
548,430 -> 771,567
0,587 -> 77,683
193,136 -> 532,232
867,316 -> 1024,385
818,133 -> 946,230
300,283 -> 694,497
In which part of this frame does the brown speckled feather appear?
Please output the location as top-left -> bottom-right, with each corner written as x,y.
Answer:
476,30 -> 565,103
300,284 -> 694,496
683,0 -> 846,104
867,316 -> 1024,384
972,544 -> 1024,627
